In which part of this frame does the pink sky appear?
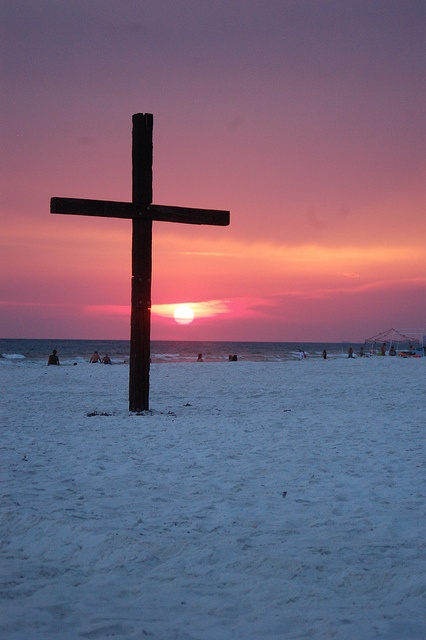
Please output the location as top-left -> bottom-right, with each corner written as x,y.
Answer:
1,1 -> 425,342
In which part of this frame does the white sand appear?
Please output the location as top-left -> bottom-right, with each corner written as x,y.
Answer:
0,358 -> 424,639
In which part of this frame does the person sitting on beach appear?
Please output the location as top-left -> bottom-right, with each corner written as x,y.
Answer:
389,345 -> 396,356
47,349 -> 60,365
102,354 -> 112,364
90,351 -> 101,363
348,347 -> 354,358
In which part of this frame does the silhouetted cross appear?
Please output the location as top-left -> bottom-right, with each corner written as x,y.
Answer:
50,113 -> 230,412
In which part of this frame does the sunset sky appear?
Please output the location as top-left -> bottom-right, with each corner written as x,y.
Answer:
1,0 -> 425,342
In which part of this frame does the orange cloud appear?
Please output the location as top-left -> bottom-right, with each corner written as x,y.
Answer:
83,300 -> 231,319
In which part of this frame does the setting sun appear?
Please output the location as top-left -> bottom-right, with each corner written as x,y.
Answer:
173,304 -> 195,325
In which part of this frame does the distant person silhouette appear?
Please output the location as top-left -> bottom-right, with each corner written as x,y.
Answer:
348,347 -> 354,358
90,351 -> 101,363
47,349 -> 60,365
102,354 -> 112,364
322,349 -> 327,359
197,353 -> 203,362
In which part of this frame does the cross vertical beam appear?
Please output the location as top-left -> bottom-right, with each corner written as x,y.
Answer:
130,114 -> 153,412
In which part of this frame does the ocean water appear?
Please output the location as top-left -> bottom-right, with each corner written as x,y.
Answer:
0,338 -> 367,366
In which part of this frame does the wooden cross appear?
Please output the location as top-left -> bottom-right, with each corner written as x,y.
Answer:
50,113 -> 230,412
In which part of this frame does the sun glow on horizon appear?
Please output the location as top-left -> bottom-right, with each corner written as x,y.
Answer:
173,304 -> 195,325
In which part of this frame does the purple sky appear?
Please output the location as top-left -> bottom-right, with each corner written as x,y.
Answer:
1,0 -> 425,341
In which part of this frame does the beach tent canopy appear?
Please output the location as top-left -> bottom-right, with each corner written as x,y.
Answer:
364,328 -> 424,355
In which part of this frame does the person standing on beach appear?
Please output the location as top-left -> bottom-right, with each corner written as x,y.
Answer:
322,349 -> 327,359
47,349 -> 60,365
348,347 -> 354,358
90,351 -> 101,363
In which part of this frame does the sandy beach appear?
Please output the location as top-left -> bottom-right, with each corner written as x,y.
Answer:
0,357 -> 424,639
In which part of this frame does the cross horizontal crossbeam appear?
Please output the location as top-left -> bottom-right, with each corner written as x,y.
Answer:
50,197 -> 230,226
